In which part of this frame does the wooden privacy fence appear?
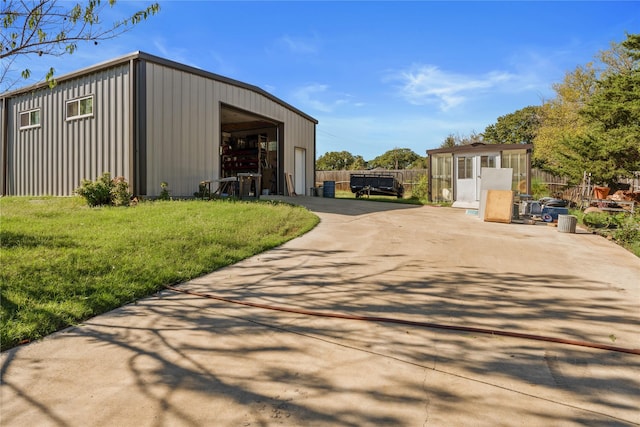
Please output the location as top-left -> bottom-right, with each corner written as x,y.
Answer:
316,168 -> 582,197
530,170 -> 640,202
530,169 -> 570,196
316,168 -> 640,201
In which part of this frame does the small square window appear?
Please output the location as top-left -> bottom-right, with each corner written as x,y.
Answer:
19,108 -> 41,129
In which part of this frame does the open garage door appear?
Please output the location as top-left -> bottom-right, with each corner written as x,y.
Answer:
220,105 -> 281,195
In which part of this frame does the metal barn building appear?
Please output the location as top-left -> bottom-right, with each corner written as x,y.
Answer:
0,51 -> 318,198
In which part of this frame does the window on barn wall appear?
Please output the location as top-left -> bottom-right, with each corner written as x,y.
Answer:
19,109 -> 41,129
66,95 -> 94,120
457,156 -> 473,179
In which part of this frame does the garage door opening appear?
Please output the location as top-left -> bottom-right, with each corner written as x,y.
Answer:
220,105 -> 281,195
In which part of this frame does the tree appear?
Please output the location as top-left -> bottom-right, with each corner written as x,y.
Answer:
439,134 -> 457,148
411,156 -> 428,169
351,155 -> 367,170
1,0 -> 160,89
621,32 -> 640,61
553,134 -> 625,186
369,148 -> 419,170
546,33 -> 640,185
438,132 -> 483,148
597,34 -> 637,76
482,106 -> 541,145
460,131 -> 483,146
574,34 -> 640,184
533,63 -> 597,172
316,151 -> 361,170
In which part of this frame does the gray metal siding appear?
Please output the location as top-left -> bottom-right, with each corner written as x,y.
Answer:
143,62 -> 316,197
5,64 -> 131,196
145,62 -> 220,197
2,52 -> 316,197
283,109 -> 316,191
1,98 -> 5,194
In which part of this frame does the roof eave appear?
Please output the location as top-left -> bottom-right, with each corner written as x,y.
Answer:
1,51 -> 318,124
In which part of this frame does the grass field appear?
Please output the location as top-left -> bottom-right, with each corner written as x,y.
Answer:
334,189 -> 429,205
0,197 -> 319,351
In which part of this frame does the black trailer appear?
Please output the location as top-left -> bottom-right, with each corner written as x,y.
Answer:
350,173 -> 404,198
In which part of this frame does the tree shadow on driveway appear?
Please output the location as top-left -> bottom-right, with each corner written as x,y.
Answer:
2,200 -> 639,426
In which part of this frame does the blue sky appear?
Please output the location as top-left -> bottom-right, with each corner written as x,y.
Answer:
10,1 -> 640,160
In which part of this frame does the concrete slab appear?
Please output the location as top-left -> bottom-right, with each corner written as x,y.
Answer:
2,197 -> 639,426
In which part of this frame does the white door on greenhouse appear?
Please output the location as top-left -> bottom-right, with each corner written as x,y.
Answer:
294,147 -> 306,196
455,155 -> 476,207
454,153 -> 499,208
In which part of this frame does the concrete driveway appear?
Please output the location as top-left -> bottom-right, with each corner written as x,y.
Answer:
2,197 -> 639,426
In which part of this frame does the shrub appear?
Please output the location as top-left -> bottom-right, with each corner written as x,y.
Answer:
111,176 -> 132,207
158,182 -> 171,201
76,173 -> 132,207
410,174 -> 429,201
76,173 -> 113,207
613,215 -> 640,246
531,177 -> 550,199
583,211 -> 612,228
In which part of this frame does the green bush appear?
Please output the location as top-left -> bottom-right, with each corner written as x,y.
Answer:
531,177 -> 550,199
583,211 -> 612,228
410,174 -> 429,200
613,215 -> 640,246
111,176 -> 132,207
76,172 -> 131,207
158,182 -> 171,201
76,173 -> 113,207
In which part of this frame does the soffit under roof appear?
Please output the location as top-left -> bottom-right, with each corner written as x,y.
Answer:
220,107 -> 277,133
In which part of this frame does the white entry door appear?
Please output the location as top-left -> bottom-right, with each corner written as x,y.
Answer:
294,147 -> 306,196
455,155 -> 476,206
454,153 -> 499,208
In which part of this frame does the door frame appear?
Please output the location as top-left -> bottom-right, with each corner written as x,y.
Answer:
294,147 -> 306,196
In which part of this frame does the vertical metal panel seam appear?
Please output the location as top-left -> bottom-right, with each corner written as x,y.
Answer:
313,121 -> 317,192
1,96 -> 8,195
129,58 -> 136,194
138,59 -> 147,195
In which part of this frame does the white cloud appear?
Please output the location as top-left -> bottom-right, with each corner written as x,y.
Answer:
277,34 -> 319,55
293,83 -> 332,112
292,83 -> 361,113
391,64 -> 514,111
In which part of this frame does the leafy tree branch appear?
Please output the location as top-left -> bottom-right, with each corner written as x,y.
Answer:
1,0 -> 159,88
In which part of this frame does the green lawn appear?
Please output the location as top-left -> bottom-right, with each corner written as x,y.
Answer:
0,197 -> 319,351
334,189 -> 451,206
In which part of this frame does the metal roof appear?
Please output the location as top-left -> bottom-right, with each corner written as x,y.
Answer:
1,51 -> 318,124
427,143 -> 533,155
